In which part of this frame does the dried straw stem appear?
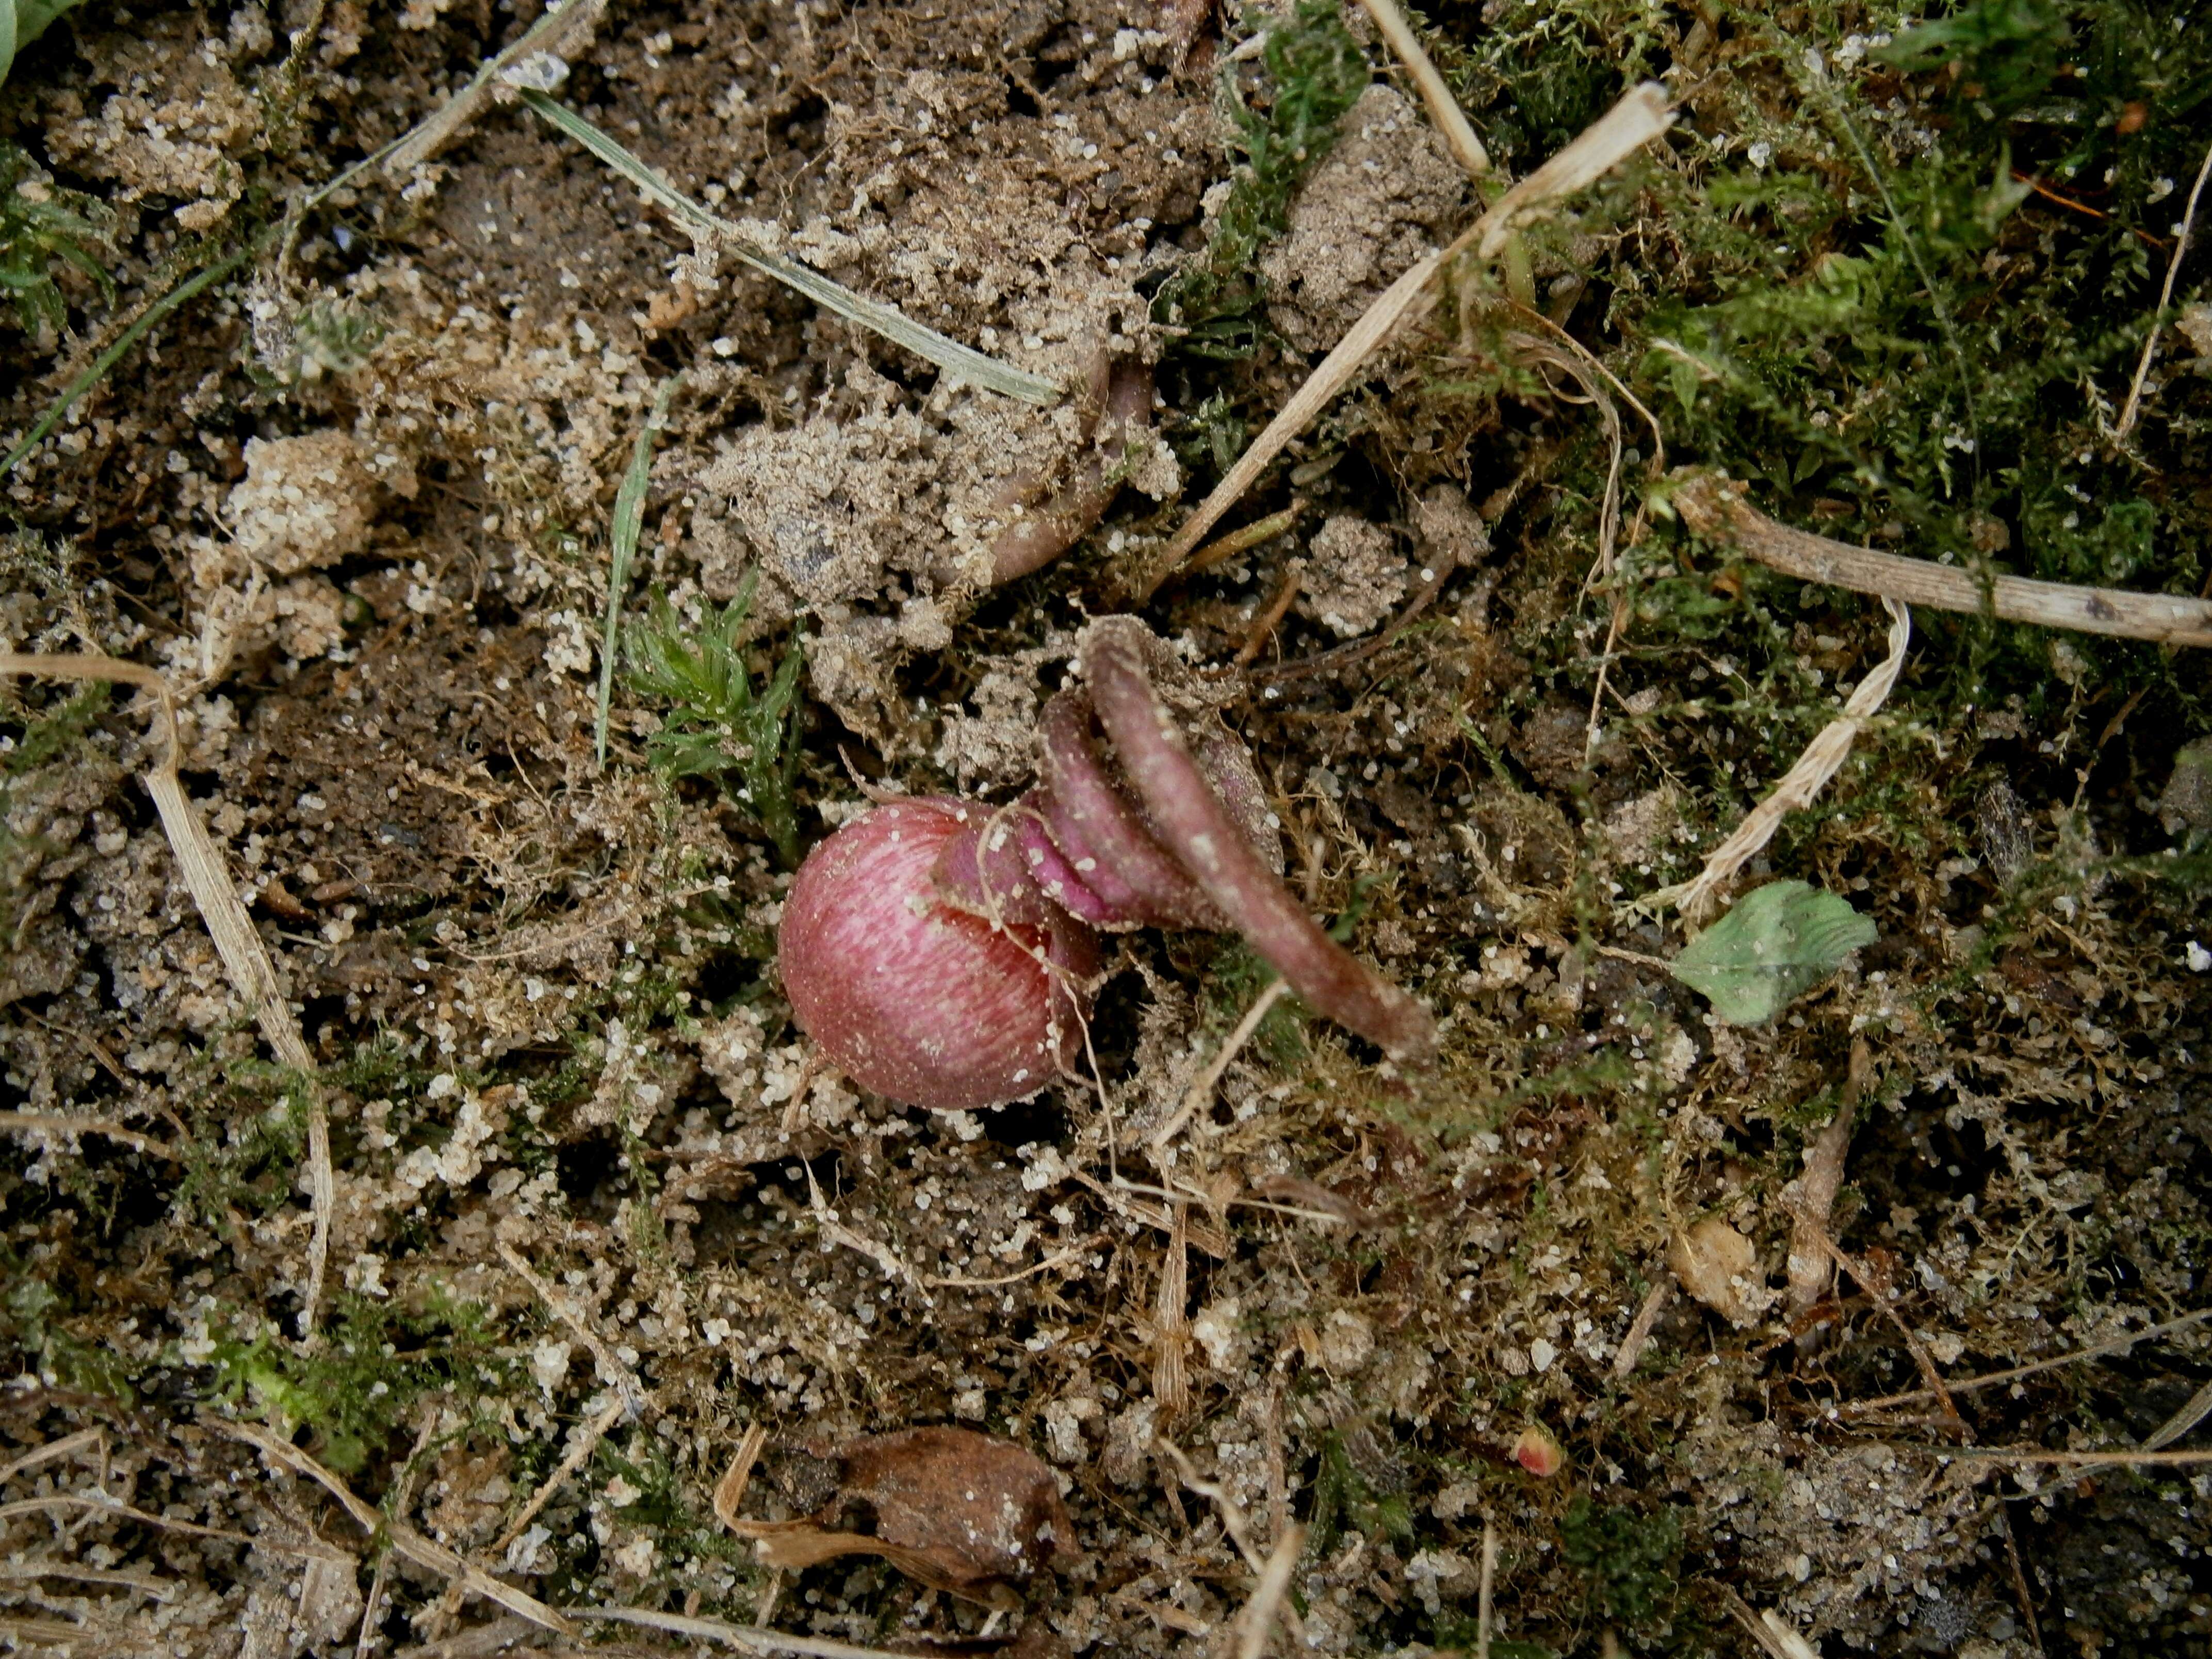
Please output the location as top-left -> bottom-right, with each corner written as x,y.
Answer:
0,653 -> 333,1337
1353,0 -> 1490,180
2114,134 -> 2212,441
223,1421 -> 577,1636
1672,468 -> 2212,647
1651,597 -> 1911,920
1146,83 -> 1674,587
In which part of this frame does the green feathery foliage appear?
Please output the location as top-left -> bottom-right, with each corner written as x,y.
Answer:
625,572 -> 806,869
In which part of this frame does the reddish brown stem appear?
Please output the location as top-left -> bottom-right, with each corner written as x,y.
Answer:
987,362 -> 1153,584
1081,619 -> 1438,1063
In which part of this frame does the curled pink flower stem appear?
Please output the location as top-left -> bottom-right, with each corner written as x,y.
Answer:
1036,690 -> 1221,930
1080,618 -> 1438,1064
779,620 -> 1433,1111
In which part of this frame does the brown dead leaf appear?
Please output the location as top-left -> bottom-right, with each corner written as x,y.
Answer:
739,1427 -> 1075,1609
1667,1217 -> 1772,1327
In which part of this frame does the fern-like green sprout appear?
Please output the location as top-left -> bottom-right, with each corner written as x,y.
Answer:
625,571 -> 805,869
0,140 -> 112,335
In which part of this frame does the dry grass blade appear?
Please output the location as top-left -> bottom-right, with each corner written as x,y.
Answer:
491,1396 -> 627,1558
1718,1587 -> 1820,1659
2115,134 -> 2212,440
378,0 -> 607,176
223,1421 -> 577,1637
1148,977 -> 1289,1150
1843,1307 -> 2212,1416
1786,1037 -> 1871,1326
1154,1437 -> 1264,1576
1652,598 -> 1910,921
1475,1516 -> 1497,1659
1672,468 -> 2212,646
1795,1216 -> 1963,1432
579,1605 -> 955,1659
1148,83 -> 1672,582
1153,1202 -> 1192,1418
0,1428 -> 102,1488
2140,1377 -> 2212,1453
712,1422 -> 771,1533
1230,1522 -> 1305,1659
1354,0 -> 1489,179
0,653 -> 333,1336
0,1111 -> 168,1153
1906,1444 -> 2212,1467
1610,1277 -> 1671,1380
517,92 -> 1060,406
497,1240 -> 648,1417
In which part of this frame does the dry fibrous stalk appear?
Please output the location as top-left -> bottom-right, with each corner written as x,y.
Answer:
779,617 -> 1436,1111
1672,467 -> 2212,647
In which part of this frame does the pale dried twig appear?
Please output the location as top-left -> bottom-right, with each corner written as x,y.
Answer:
1795,1216 -> 1962,1432
0,1112 -> 168,1154
1148,978 -> 1291,1151
380,0 -> 607,176
1231,1522 -> 1306,1659
1610,1277 -> 1672,1380
712,1422 -> 771,1533
2141,1376 -> 2212,1454
1154,1437 -> 1265,1573
0,653 -> 334,1337
1907,1444 -> 2212,1467
1786,1037 -> 1871,1328
2114,134 -> 2212,441
1718,1587 -> 1820,1659
497,1241 -> 648,1417
0,1428 -> 103,1488
1672,469 -> 2212,647
492,1396 -> 628,1558
579,1604 -> 959,1659
1651,597 -> 1910,921
1843,1307 -> 2212,1416
1353,0 -> 1490,180
222,1421 -> 576,1637
1148,84 -> 1674,582
1475,1517 -> 1498,1659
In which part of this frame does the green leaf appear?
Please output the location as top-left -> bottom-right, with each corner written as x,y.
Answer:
2,0 -> 89,87
1669,881 -> 1876,1025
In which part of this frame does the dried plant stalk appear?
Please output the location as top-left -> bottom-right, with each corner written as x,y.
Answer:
2115,134 -> 2212,440
1652,599 -> 1910,921
380,0 -> 608,176
1785,1036 -> 1871,1328
1146,83 -> 1674,585
0,653 -> 333,1336
223,1422 -> 576,1636
1673,468 -> 2212,647
1354,0 -> 1490,180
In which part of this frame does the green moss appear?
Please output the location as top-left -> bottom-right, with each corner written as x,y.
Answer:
1559,1493 -> 1683,1633
1153,0 -> 1370,358
206,1287 -> 519,1475
627,571 -> 806,869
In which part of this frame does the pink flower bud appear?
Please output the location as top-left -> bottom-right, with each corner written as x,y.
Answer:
1512,1425 -> 1564,1478
779,799 -> 1095,1111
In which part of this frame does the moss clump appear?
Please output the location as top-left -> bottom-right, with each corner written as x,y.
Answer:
627,571 -> 807,870
1153,0 -> 1370,357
